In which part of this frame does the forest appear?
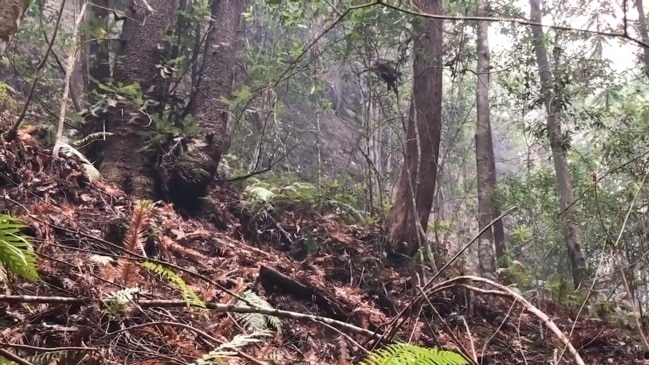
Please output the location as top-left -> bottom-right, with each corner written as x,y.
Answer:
0,0 -> 648,363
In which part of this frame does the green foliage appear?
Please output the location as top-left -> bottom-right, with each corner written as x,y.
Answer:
25,350 -> 89,365
241,175 -> 373,223
103,287 -> 140,319
234,290 -> 282,332
496,260 -> 533,290
359,343 -> 469,365
0,214 -> 39,282
140,261 -> 206,308
546,274 -> 587,307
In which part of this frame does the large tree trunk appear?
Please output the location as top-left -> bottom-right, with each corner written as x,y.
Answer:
182,0 -> 244,192
97,0 -> 178,198
529,0 -> 588,288
385,0 -> 443,258
475,0 -> 497,277
0,0 -> 30,55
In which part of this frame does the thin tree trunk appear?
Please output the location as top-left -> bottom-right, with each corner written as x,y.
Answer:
529,0 -> 588,288
82,0 -> 112,99
385,0 -> 443,258
475,0 -> 496,277
636,0 -> 649,78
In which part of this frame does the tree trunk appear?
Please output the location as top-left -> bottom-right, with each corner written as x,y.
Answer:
98,0 -> 178,198
385,0 -> 443,258
82,0 -> 112,99
184,0 -> 244,191
0,0 -> 30,54
636,0 -> 649,78
475,0 -> 497,277
529,0 -> 588,288
174,0 -> 245,196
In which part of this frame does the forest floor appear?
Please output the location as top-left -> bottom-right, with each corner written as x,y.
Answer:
0,129 -> 646,365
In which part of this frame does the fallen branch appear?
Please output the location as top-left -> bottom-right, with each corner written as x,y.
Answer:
0,294 -> 382,340
427,275 -> 586,365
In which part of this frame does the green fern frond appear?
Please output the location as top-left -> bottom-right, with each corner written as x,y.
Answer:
26,350 -> 66,365
0,214 -> 39,282
189,331 -> 273,365
103,287 -> 141,318
140,261 -> 206,308
360,343 -> 469,365
235,290 -> 281,332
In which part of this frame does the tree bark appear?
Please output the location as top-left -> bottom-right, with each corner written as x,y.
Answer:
385,0 -> 443,257
0,0 -> 30,55
82,0 -> 112,99
97,0 -> 178,198
635,0 -> 649,78
475,0 -> 497,277
185,0 -> 244,190
529,0 -> 588,288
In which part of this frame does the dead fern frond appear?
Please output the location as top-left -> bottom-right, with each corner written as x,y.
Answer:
120,200 -> 154,285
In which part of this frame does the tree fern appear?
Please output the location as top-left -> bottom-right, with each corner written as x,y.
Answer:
359,343 -> 469,365
140,261 -> 206,308
0,214 -> 39,282
235,290 -> 281,332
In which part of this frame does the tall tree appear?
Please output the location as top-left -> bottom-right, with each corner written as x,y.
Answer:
385,0 -> 443,258
635,0 -> 649,78
475,0 -> 498,277
96,0 -> 179,198
180,0 -> 245,195
529,0 -> 587,288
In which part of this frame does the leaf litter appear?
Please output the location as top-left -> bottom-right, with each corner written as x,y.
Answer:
0,131 -> 645,364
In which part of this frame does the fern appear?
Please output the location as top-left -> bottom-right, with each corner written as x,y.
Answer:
0,214 -> 39,282
243,185 -> 276,205
140,261 -> 205,308
189,331 -> 273,365
235,290 -> 281,332
359,343 -> 469,365
103,287 -> 141,318
120,199 -> 153,285
26,350 -> 66,365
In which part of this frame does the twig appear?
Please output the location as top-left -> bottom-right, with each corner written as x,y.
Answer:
52,2 -> 88,158
0,295 -> 383,340
415,286 -> 477,365
3,0 -> 67,142
429,276 -> 586,365
0,349 -> 34,365
0,343 -> 101,353
379,207 -> 516,343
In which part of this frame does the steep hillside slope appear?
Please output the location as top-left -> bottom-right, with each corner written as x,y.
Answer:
0,132 -> 644,364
